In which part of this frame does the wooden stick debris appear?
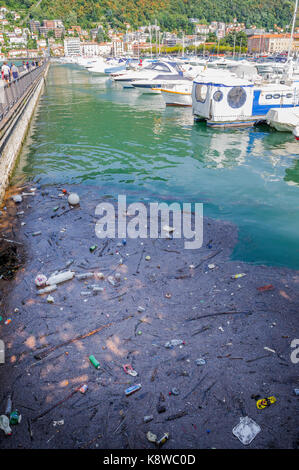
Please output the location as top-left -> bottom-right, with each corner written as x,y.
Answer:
187,311 -> 251,322
166,410 -> 188,421
0,237 -> 23,245
32,387 -> 80,422
34,323 -> 113,360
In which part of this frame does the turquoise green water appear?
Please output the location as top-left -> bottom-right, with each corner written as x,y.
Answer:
15,64 -> 299,268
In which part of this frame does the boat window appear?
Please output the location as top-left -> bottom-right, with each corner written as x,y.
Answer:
273,94 -> 280,99
227,87 -> 247,109
286,93 -> 293,99
213,90 -> 223,102
265,94 -> 273,99
153,64 -> 171,72
195,84 -> 208,103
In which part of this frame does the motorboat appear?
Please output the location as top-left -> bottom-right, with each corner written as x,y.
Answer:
85,57 -> 111,73
110,61 -> 184,88
160,80 -> 193,106
266,107 -> 299,132
131,75 -> 189,94
192,70 -> 299,127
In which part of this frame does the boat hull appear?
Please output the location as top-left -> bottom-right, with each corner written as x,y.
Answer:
161,89 -> 192,107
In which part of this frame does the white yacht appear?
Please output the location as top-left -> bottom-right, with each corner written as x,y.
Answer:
161,81 -> 193,106
111,61 -> 184,88
266,107 -> 299,132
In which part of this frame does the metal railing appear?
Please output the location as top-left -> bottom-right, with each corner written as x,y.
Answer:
0,60 -> 48,123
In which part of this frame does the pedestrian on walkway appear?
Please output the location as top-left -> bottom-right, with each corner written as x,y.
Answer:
1,62 -> 10,84
10,63 -> 19,81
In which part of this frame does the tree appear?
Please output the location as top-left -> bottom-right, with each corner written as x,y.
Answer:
206,32 -> 217,42
221,31 -> 247,47
27,38 -> 37,49
96,29 -> 109,43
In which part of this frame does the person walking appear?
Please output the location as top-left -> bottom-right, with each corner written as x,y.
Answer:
1,62 -> 10,84
10,63 -> 19,81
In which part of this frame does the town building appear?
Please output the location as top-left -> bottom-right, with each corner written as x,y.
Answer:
111,38 -> 124,55
247,33 -> 299,54
195,24 -> 209,35
80,42 -> 100,56
51,44 -> 64,56
29,20 -> 40,32
64,37 -> 81,56
97,42 -> 112,55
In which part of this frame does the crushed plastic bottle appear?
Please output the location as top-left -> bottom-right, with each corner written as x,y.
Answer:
47,271 -> 74,285
0,415 -> 12,435
147,431 -> 157,443
164,339 -> 185,349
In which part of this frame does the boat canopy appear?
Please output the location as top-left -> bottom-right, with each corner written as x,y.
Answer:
193,75 -> 254,88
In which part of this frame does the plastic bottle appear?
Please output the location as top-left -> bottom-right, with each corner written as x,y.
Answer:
5,394 -> 12,415
47,271 -> 74,285
37,285 -> 57,295
10,410 -> 21,425
125,384 -> 141,396
76,272 -> 94,280
79,384 -> 88,394
164,339 -> 185,348
89,355 -> 100,369
156,432 -> 169,447
0,415 -> 12,435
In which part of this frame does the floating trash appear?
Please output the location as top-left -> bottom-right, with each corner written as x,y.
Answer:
195,358 -> 206,366
147,431 -> 157,443
35,274 -> 47,287
68,193 -> 80,205
232,416 -> 261,445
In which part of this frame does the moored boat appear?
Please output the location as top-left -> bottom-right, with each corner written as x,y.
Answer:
266,107 -> 299,132
161,81 -> 193,106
